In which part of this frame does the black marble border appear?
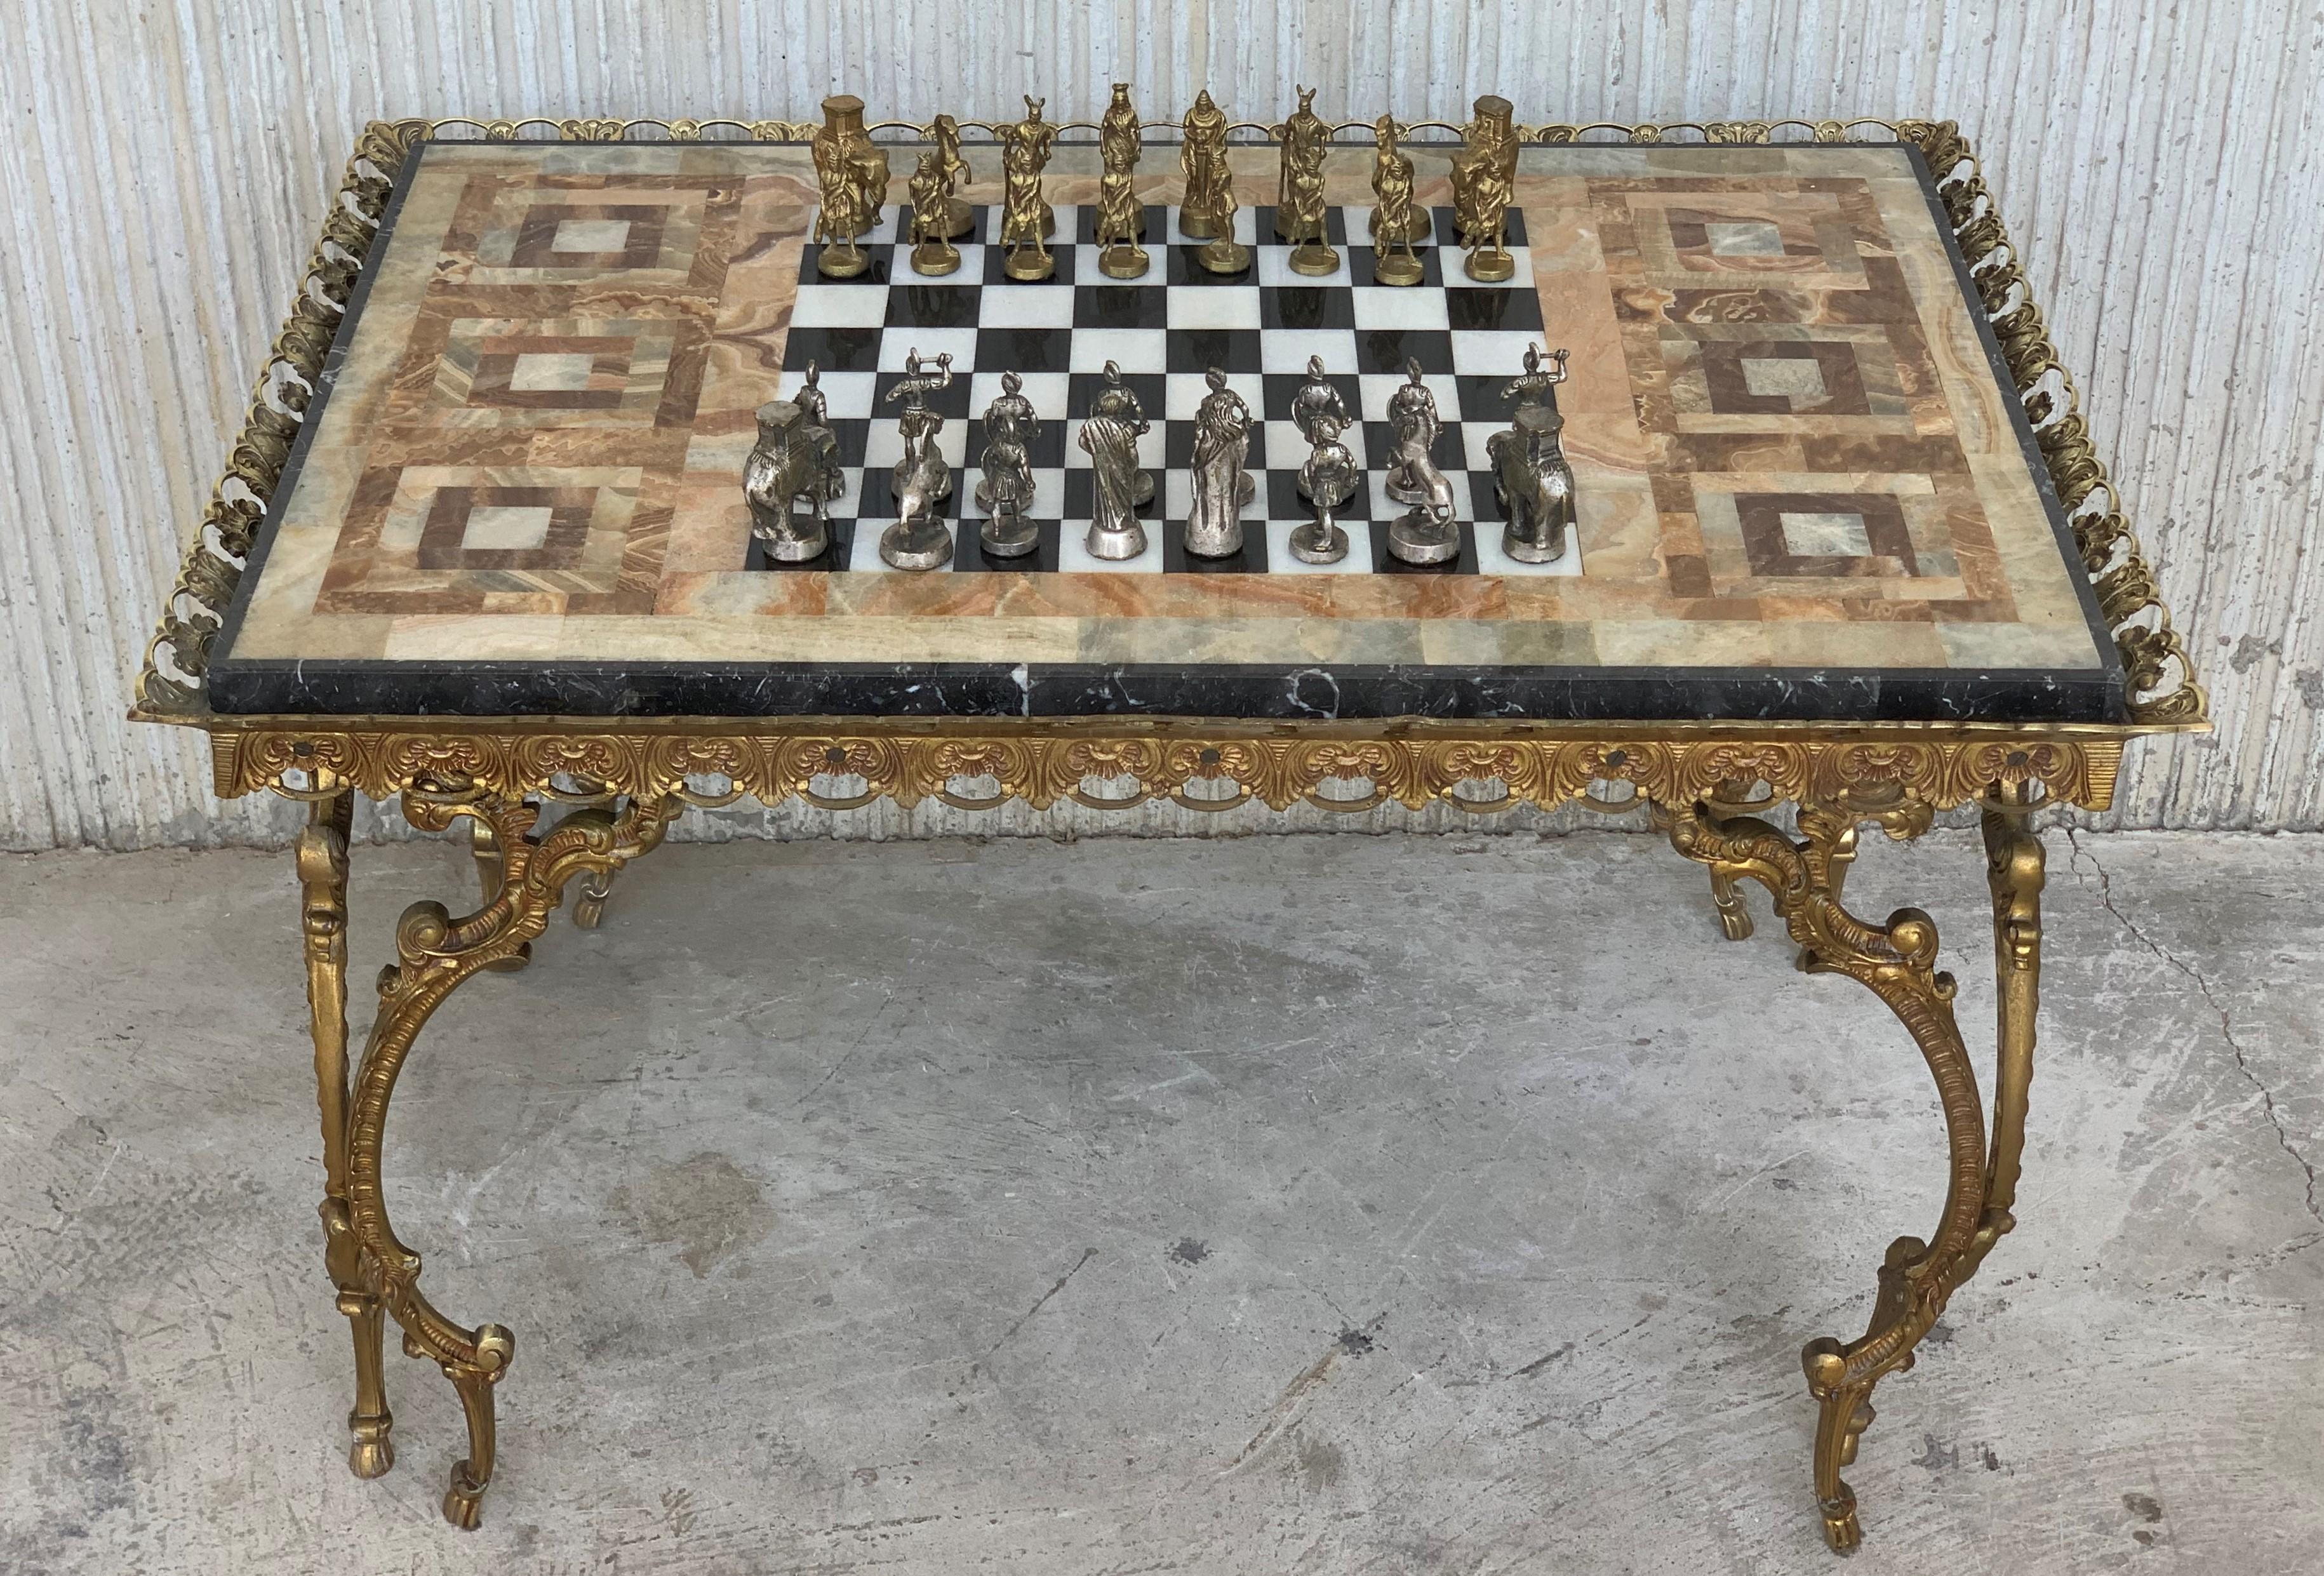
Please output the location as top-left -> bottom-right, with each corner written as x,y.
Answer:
208,138 -> 2129,726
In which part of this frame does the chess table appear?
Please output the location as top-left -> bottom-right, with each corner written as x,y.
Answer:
133,112 -> 2205,1553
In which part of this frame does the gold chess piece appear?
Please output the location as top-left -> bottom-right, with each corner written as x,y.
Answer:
1368,115 -> 1424,286
1276,85 -> 1337,276
1178,88 -> 1231,241
810,94 -> 888,279
997,95 -> 1061,281
907,150 -> 961,276
1095,82 -> 1149,279
930,113 -> 975,239
1451,93 -> 1518,283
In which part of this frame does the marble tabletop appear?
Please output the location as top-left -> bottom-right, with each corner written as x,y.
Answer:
205,140 -> 2121,723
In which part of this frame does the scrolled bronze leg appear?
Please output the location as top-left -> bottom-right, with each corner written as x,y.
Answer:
1670,795 -> 2019,1553
470,817 -> 532,972
572,868 -> 616,928
298,792 -> 397,1479
348,791 -> 681,1527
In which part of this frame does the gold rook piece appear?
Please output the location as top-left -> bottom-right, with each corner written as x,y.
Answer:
1178,88 -> 1231,240
1368,114 -> 1424,286
1095,82 -> 1149,279
810,95 -> 888,279
907,151 -> 961,276
1276,86 -> 1337,276
930,113 -> 975,239
997,96 -> 1060,281
1450,93 -> 1518,283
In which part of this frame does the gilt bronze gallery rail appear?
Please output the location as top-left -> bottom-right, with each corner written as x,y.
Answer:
128,99 -> 2205,1555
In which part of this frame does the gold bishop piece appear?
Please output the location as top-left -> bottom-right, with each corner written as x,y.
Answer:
997,96 -> 1061,281
1368,114 -> 1424,287
1274,86 -> 1336,276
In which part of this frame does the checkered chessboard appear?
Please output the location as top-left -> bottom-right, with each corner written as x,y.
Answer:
755,202 -> 1580,577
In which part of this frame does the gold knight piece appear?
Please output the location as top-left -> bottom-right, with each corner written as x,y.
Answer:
1094,81 -> 1148,279
929,112 -> 975,239
997,95 -> 1061,281
1450,93 -> 1518,282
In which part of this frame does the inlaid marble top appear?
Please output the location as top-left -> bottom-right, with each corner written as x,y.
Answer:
207,139 -> 2122,723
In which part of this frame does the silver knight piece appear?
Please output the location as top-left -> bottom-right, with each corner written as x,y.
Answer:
1288,354 -> 1349,498
1290,408 -> 1358,564
975,370 -> 1040,558
743,362 -> 845,561
1489,344 -> 1577,563
1184,367 -> 1253,559
878,348 -> 956,571
1078,359 -> 1151,560
1383,359 -> 1460,564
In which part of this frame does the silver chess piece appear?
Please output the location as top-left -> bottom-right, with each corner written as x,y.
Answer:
1290,408 -> 1358,564
743,362 -> 845,561
1184,366 -> 1253,559
878,348 -> 956,570
1289,354 -> 1349,500
1382,358 -> 1443,505
1489,344 -> 1576,563
1078,360 -> 1151,560
975,370 -> 1040,558
1382,358 -> 1460,564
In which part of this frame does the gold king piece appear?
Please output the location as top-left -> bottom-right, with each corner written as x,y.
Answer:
1274,85 -> 1337,276
810,94 -> 888,280
1093,82 -> 1148,278
1450,93 -> 1519,282
997,96 -> 1061,281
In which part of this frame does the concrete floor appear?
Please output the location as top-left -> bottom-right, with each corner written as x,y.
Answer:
1,827 -> 2318,1573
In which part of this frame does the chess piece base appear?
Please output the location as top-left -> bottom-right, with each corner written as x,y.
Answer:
1500,524 -> 1568,564
758,524 -> 831,563
1373,250 -> 1424,287
817,240 -> 869,279
1236,472 -> 1257,507
1003,246 -> 1055,282
1464,246 -> 1516,283
1288,520 -> 1349,564
879,518 -> 954,571
1134,471 -> 1157,508
1368,207 -> 1432,246
1182,523 -> 1244,559
1198,237 -> 1252,275
1387,511 -> 1460,565
1099,243 -> 1150,279
911,241 -> 961,277
1289,241 -> 1340,277
1177,208 -> 1220,239
939,195 -> 975,239
1384,471 -> 1424,507
980,511 -> 1039,557
1085,521 -> 1148,561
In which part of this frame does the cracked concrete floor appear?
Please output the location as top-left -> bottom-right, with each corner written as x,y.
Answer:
1,828 -> 2318,1573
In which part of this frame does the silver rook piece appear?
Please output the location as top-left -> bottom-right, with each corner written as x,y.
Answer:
878,348 -> 956,571
1383,360 -> 1460,564
743,363 -> 845,561
1184,367 -> 1253,558
1488,344 -> 1576,563
1078,361 -> 1151,561
975,370 -> 1040,558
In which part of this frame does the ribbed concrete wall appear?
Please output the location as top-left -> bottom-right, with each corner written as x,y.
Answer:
3,0 -> 2318,848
